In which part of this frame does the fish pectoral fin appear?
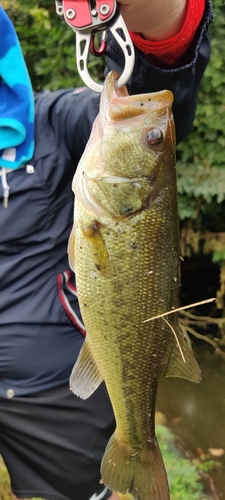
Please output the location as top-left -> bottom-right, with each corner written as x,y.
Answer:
68,226 -> 76,272
82,221 -> 111,278
69,337 -> 104,399
165,326 -> 201,383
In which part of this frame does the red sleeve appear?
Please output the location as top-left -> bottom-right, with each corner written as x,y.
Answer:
130,0 -> 205,64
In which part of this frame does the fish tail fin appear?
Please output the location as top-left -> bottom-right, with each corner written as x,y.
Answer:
101,431 -> 169,500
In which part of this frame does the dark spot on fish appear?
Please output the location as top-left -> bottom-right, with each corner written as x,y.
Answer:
95,263 -> 101,271
140,103 -> 144,106
83,303 -> 87,307
120,205 -> 133,215
113,183 -> 118,187
130,240 -> 137,249
82,220 -> 101,238
92,220 -> 101,233
149,174 -> 157,186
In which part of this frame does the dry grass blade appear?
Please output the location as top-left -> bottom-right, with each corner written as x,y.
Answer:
143,298 -> 216,323
162,317 -> 186,362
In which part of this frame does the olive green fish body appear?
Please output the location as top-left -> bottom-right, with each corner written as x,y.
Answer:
68,72 -> 201,500
75,197 -> 177,436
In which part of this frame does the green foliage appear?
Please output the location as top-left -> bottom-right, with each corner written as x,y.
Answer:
177,165 -> 225,205
156,425 -> 207,500
212,249 -> 225,263
3,0 -> 105,90
0,458 -> 12,500
192,457 -> 220,475
177,0 -> 225,229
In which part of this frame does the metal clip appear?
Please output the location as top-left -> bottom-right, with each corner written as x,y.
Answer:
55,0 -> 135,93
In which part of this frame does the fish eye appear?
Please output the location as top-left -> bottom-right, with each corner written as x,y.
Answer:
145,127 -> 164,146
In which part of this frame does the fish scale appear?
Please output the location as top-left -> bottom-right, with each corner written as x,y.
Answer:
68,71 -> 201,500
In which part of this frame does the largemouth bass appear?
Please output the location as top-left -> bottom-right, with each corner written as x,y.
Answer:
68,71 -> 201,500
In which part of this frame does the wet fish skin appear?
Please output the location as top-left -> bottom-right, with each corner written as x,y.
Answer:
68,71 -> 201,500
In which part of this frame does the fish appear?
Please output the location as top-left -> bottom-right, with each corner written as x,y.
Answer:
68,71 -> 201,500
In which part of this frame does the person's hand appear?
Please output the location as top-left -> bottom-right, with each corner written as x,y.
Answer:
117,0 -> 188,40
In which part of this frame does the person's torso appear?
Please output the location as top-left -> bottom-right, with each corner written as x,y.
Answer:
0,91 -> 86,397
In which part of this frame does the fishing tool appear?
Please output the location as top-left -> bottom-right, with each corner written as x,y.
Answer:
55,0 -> 135,92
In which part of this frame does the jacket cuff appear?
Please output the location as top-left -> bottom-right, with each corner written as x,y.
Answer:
130,0 -> 206,64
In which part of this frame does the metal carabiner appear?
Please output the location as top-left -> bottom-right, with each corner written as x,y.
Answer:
90,31 -> 107,57
55,0 -> 135,93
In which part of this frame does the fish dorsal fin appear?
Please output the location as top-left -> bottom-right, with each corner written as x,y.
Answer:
69,337 -> 104,399
165,323 -> 201,383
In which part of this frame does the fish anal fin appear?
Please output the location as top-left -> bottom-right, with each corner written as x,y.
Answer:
82,220 -> 111,278
69,337 -> 103,399
165,326 -> 201,383
68,226 -> 76,272
101,431 -> 169,500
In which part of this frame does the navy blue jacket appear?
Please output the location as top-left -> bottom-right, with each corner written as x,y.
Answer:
0,2 -> 212,397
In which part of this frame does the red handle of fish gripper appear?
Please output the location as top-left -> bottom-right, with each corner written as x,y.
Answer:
95,0 -> 115,21
62,0 -> 116,29
63,0 -> 92,28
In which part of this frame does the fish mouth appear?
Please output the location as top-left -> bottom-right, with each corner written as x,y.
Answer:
104,71 -> 174,121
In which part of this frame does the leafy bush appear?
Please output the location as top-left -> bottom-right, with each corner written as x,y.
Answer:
2,0 -> 105,90
156,425 -> 207,500
177,0 -> 225,226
